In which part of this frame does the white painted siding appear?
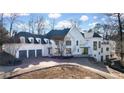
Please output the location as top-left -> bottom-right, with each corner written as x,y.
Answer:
3,43 -> 49,58
64,26 -> 85,56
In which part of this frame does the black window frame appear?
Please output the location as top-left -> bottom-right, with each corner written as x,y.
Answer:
106,47 -> 109,51
66,40 -> 71,46
93,41 -> 97,50
76,40 -> 78,46
99,41 -> 101,48
101,48 -> 103,53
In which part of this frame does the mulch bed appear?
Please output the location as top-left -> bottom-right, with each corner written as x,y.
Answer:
12,65 -> 105,79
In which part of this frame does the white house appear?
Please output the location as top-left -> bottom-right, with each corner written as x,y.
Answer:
45,25 -> 116,62
2,25 -> 116,62
82,31 -> 117,62
83,31 -> 103,61
45,25 -> 85,57
2,32 -> 51,60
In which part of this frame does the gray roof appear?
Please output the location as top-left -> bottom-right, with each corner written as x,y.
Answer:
93,32 -> 102,38
13,32 -> 46,44
81,32 -> 85,37
45,28 -> 70,40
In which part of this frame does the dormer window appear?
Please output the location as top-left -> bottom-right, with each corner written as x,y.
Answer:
20,36 -> 25,43
36,38 -> 41,44
44,38 -> 48,44
28,37 -> 34,43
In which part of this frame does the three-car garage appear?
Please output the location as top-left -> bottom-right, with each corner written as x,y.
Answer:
19,49 -> 42,60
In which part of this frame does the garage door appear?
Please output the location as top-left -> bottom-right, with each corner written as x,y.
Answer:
28,50 -> 35,58
36,49 -> 42,57
19,50 -> 27,60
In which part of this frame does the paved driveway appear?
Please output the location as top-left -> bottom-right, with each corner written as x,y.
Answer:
0,57 -> 109,73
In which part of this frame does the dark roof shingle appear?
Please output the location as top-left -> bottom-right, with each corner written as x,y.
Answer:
46,28 -> 70,40
93,32 -> 102,38
13,32 -> 46,44
80,32 -> 85,37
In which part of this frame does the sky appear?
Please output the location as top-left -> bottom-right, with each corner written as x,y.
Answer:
4,13 -> 109,33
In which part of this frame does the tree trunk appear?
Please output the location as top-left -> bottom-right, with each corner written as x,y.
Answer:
121,54 -> 124,66
117,13 -> 124,66
10,23 -> 13,36
0,45 -> 2,53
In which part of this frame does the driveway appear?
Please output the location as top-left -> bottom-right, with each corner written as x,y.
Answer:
0,57 -> 109,73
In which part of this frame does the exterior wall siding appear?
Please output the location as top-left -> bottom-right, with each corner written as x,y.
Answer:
3,43 -> 48,59
64,26 -> 85,56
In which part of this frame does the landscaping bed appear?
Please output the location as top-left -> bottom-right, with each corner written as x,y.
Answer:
51,56 -> 73,59
105,58 -> 124,73
0,51 -> 22,66
12,65 -> 105,79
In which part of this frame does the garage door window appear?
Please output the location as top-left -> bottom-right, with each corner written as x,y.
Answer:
36,49 -> 42,57
19,50 -> 27,60
29,50 -> 35,58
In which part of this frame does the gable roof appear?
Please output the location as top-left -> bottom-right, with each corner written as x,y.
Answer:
13,32 -> 46,44
45,28 -> 70,40
80,32 -> 85,38
93,32 -> 102,38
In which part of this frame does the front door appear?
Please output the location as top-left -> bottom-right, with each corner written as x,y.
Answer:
83,48 -> 88,55
48,48 -> 52,55
101,56 -> 103,62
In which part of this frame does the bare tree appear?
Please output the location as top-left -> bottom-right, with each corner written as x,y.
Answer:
28,17 -> 35,34
50,17 -> 58,30
117,13 -> 124,66
7,13 -> 18,36
0,13 -> 4,27
35,16 -> 45,35
69,19 -> 81,28
105,13 -> 124,65
51,18 -> 55,30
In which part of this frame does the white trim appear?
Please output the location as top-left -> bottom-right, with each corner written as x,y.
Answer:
28,37 -> 34,43
36,38 -> 41,43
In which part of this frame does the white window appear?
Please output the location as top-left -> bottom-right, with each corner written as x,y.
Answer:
66,48 -> 71,54
93,41 -> 97,50
106,55 -> 109,60
28,37 -> 34,43
66,40 -> 71,46
36,38 -> 41,43
101,48 -> 103,53
20,36 -> 25,43
55,48 -> 60,54
106,47 -> 109,51
44,38 -> 48,44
